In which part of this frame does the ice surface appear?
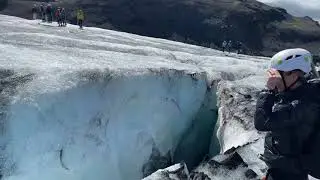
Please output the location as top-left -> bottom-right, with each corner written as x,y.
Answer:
216,80 -> 265,153
0,15 -> 271,180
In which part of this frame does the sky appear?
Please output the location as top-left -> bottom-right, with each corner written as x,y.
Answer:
257,0 -> 320,22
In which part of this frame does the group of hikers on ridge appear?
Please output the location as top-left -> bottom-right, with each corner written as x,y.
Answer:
221,40 -> 243,54
55,7 -> 67,27
32,3 -> 85,29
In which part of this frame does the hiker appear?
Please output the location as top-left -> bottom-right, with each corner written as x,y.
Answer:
40,4 -> 45,21
236,41 -> 242,54
254,48 -> 320,180
222,40 -> 227,52
77,8 -> 84,29
32,4 -> 38,20
55,7 -> 62,26
60,8 -> 67,26
46,4 -> 53,23
227,40 -> 232,52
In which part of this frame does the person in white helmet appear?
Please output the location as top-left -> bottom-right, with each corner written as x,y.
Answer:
254,48 -> 320,180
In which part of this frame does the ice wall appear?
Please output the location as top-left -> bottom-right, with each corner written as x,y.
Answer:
0,69 -> 216,180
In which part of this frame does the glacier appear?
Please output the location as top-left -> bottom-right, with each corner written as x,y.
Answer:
0,15 -> 276,180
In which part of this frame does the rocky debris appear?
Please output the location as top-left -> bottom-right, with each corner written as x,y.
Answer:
245,169 -> 258,179
216,80 -> 264,154
190,172 -> 211,180
142,147 -> 173,177
191,150 -> 259,179
145,150 -> 261,180
142,162 -> 189,180
210,152 -> 245,170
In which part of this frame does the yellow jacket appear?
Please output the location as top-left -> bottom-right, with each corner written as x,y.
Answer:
77,10 -> 84,20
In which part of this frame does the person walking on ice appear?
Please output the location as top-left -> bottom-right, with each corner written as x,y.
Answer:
222,40 -> 227,52
61,8 -> 67,26
46,4 -> 53,23
55,7 -> 62,26
40,3 -> 45,22
227,40 -> 232,53
77,8 -> 85,29
32,4 -> 38,20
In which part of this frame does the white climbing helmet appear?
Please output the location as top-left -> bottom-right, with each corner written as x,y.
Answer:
270,48 -> 312,73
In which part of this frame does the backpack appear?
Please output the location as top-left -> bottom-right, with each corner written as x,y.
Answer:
300,79 -> 320,178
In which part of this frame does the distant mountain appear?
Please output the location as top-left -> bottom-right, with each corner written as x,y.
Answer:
0,0 -> 7,11
1,0 -> 320,58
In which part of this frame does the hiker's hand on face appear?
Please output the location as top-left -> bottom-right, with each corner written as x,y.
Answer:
266,69 -> 285,92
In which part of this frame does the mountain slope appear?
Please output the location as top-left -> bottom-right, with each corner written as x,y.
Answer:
0,0 -> 7,10
1,0 -> 320,57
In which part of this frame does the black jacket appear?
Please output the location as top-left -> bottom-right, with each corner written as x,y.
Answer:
32,7 -> 37,13
254,79 -> 320,173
